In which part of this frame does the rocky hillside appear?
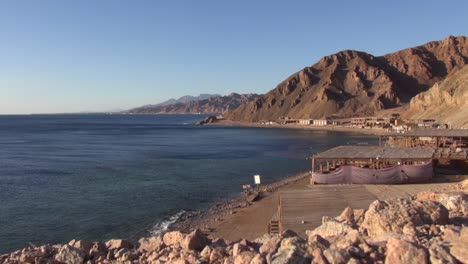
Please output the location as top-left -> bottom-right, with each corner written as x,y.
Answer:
226,36 -> 467,122
404,65 -> 468,128
128,93 -> 260,114
2,180 -> 467,263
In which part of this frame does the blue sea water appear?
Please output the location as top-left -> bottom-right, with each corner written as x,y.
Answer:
0,114 -> 377,253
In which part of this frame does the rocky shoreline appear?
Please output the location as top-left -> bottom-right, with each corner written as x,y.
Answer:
171,172 -> 310,234
2,179 -> 467,264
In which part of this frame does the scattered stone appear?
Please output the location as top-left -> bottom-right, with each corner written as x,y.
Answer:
441,226 -> 468,263
210,247 -> 227,263
54,244 -> 85,264
105,239 -> 134,250
138,236 -> 164,252
200,245 -> 212,260
259,235 -> 282,255
234,251 -> 255,264
163,231 -> 185,246
323,247 -> 351,264
429,243 -> 458,264
306,219 -> 355,238
384,238 -> 428,264
182,229 -> 210,251
68,240 -> 93,255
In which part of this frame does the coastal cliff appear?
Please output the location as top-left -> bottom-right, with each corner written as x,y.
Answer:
2,180 -> 467,263
225,36 -> 467,122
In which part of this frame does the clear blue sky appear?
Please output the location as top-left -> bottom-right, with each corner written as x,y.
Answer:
1,0 -> 467,114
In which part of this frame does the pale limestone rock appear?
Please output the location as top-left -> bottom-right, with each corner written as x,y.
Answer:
384,238 -> 428,264
323,247 -> 351,264
250,254 -> 266,264
306,219 -> 355,238
163,231 -> 185,247
138,236 -> 164,253
54,244 -> 85,264
234,251 -> 255,264
259,235 -> 282,255
429,243 -> 458,264
442,226 -> 468,263
200,245 -> 212,260
361,199 -> 448,237
105,239 -> 134,250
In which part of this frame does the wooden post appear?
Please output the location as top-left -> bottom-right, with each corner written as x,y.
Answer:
312,158 -> 315,173
319,162 -> 323,173
332,160 -> 336,169
326,161 -> 330,172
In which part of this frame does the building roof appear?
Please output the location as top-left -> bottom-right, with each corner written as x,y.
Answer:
388,129 -> 468,137
312,145 -> 434,159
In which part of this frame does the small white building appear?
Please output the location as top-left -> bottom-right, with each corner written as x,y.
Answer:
313,119 -> 329,126
299,119 -> 313,125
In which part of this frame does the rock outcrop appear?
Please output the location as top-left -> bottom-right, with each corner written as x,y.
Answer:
1,180 -> 467,264
225,36 -> 467,122
404,64 -> 468,128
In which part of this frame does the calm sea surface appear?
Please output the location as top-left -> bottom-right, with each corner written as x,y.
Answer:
0,114 -> 377,253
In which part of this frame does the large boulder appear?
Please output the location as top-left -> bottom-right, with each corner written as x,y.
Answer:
417,191 -> 468,217
429,243 -> 458,264
163,231 -> 185,246
306,218 -> 355,239
138,236 -> 164,252
68,240 -> 93,255
88,242 -> 107,259
209,247 -> 226,263
105,239 -> 134,250
54,244 -> 85,264
234,251 -> 255,264
181,229 -> 210,251
384,238 -> 428,264
271,237 -> 309,264
323,247 -> 351,264
259,235 -> 282,255
361,198 -> 449,237
441,226 -> 468,263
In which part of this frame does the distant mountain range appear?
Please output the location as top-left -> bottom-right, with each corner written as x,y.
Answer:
225,36 -> 467,127
153,94 -> 221,107
127,93 -> 259,114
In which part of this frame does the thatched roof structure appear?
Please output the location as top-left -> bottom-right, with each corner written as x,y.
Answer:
313,146 -> 434,160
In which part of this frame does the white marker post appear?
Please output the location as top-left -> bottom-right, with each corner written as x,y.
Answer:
254,174 -> 261,191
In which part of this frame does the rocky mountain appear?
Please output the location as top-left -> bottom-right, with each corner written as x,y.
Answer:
155,94 -> 221,107
128,93 -> 260,114
226,36 -> 467,122
404,64 -> 468,128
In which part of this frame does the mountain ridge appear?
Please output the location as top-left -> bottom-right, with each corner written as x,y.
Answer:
128,93 -> 259,114
225,36 -> 467,122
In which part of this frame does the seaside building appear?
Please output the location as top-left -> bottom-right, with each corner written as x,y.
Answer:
310,146 -> 435,184
383,129 -> 468,148
298,119 -> 313,125
312,119 -> 330,126
381,129 -> 468,166
351,117 -> 391,128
